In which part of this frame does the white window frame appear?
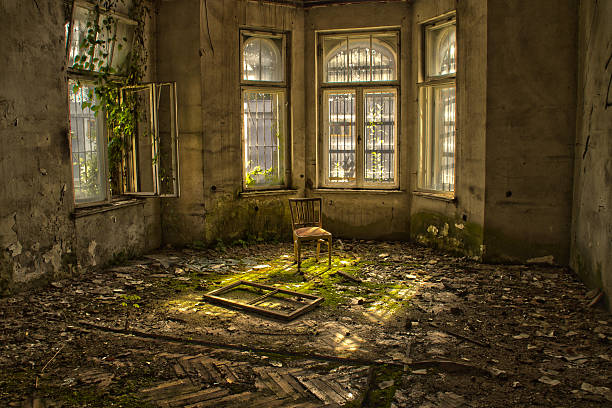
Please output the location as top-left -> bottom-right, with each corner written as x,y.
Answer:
68,80 -> 110,207
317,29 -> 400,190
417,14 -> 456,196
119,83 -> 181,198
240,29 -> 290,191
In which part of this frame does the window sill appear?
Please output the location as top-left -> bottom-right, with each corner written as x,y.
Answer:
412,191 -> 456,203
313,188 -> 404,195
239,189 -> 298,198
73,198 -> 144,218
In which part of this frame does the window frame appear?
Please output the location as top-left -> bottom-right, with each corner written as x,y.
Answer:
66,2 -> 180,207
417,14 -> 457,196
65,2 -> 137,208
118,82 -> 181,198
239,29 -> 290,191
65,1 -> 138,77
68,79 -> 111,208
317,29 -> 400,190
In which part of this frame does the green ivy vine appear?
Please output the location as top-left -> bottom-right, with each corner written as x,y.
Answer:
69,0 -> 149,195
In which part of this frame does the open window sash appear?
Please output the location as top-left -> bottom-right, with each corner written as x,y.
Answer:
119,82 -> 180,197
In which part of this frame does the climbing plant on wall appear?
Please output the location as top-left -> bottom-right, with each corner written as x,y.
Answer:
67,0 -> 149,195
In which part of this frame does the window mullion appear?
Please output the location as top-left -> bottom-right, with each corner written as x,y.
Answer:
355,88 -> 364,188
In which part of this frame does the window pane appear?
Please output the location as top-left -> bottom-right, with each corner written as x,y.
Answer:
426,23 -> 456,77
364,91 -> 395,183
419,86 -> 455,192
371,33 -> 397,81
121,86 -> 156,194
68,6 -> 97,68
348,35 -> 371,82
242,36 -> 283,82
95,14 -> 114,70
326,92 -> 356,183
68,6 -> 133,73
323,36 -> 348,82
323,33 -> 397,83
156,83 -> 179,196
243,91 -> 285,187
69,81 -> 105,203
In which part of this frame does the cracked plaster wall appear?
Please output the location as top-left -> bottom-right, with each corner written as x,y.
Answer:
571,0 -> 612,307
0,0 -> 161,292
0,0 -> 77,292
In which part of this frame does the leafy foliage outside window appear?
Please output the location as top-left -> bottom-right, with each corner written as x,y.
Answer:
366,103 -> 385,182
245,164 -> 278,186
68,0 -> 149,197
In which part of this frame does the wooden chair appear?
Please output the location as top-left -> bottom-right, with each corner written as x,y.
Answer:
288,198 -> 332,271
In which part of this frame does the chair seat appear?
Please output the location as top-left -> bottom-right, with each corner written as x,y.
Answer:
294,227 -> 332,239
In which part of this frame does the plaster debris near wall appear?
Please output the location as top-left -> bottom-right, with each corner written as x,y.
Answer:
88,241 -> 98,267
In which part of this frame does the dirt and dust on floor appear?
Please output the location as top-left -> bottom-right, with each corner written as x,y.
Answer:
0,240 -> 611,407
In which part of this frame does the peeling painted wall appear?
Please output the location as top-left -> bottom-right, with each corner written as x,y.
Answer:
0,0 -> 77,293
74,199 -> 161,268
0,0 -> 162,292
571,0 -> 612,307
483,0 -> 577,264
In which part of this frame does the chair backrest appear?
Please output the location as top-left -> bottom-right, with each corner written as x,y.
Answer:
288,198 -> 322,230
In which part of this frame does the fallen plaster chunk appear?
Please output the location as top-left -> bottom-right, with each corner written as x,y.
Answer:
526,255 -> 554,265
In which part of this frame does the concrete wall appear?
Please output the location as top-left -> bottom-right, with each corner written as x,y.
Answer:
483,0 -> 577,264
304,2 -> 412,240
409,0 -> 487,258
0,0 -> 77,293
571,0 -> 612,306
74,199 -> 160,267
158,0 -> 304,246
0,0 -> 161,293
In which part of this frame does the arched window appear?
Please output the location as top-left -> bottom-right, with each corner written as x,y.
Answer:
435,27 -> 456,76
324,34 -> 397,83
240,31 -> 288,190
243,37 -> 283,82
426,23 -> 456,78
319,31 -> 399,188
419,17 -> 457,194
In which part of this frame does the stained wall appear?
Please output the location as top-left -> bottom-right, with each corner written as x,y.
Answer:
0,0 -> 160,293
158,0 -> 305,246
408,0 -> 487,258
571,0 -> 612,306
483,0 -> 578,264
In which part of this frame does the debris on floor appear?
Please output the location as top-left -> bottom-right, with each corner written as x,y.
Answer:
0,241 -> 610,407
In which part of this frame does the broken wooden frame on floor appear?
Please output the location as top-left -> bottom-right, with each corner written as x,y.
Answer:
202,280 -> 323,321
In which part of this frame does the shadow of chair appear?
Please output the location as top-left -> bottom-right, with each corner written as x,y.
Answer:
288,198 -> 332,271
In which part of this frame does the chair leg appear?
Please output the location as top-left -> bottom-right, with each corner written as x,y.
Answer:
316,240 -> 321,262
328,237 -> 332,267
296,240 -> 301,270
293,240 -> 298,264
